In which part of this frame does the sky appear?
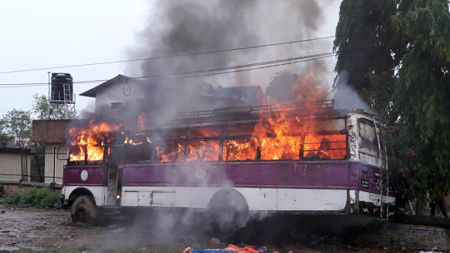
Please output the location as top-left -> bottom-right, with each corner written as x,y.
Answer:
0,0 -> 341,117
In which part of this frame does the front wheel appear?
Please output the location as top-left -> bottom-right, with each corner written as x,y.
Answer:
71,195 -> 97,225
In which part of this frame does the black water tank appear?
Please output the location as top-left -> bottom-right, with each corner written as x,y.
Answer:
50,73 -> 73,102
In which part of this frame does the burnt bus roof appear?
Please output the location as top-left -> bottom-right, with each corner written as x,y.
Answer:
148,100 -> 362,130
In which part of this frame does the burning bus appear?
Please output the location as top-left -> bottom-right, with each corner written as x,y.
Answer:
61,100 -> 394,226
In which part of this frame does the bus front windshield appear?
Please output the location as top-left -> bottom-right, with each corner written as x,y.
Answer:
358,119 -> 379,158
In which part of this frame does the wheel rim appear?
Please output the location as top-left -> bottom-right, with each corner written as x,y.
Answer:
75,203 -> 90,223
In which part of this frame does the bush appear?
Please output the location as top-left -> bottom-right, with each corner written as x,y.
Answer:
0,184 -> 4,197
4,187 -> 60,209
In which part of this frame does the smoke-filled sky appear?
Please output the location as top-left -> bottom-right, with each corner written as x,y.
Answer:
0,0 -> 340,116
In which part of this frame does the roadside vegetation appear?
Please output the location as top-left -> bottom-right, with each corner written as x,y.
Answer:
334,0 -> 450,209
2,187 -> 60,209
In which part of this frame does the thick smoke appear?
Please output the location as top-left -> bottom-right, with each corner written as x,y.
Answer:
124,0 -> 329,235
126,0 -> 330,125
330,71 -> 370,112
83,1 -> 337,247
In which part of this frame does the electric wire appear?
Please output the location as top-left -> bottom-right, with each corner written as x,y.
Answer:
0,35 -> 335,75
135,53 -> 335,81
0,52 -> 336,88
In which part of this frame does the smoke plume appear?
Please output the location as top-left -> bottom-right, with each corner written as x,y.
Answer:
125,0 -> 330,125
79,1 -> 337,248
331,71 -> 370,112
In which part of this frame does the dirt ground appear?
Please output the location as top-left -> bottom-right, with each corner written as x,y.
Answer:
0,207 -> 404,253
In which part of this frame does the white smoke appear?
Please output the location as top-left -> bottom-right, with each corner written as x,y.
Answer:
330,71 -> 370,112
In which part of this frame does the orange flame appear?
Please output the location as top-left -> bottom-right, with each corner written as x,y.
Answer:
155,70 -> 347,162
68,121 -> 120,162
69,69 -> 347,163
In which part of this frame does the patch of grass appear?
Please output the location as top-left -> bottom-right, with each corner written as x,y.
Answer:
4,187 -> 60,209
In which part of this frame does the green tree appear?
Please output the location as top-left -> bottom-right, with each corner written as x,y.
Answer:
334,0 -> 450,208
333,0 -> 399,121
1,109 -> 32,147
392,0 -> 450,198
0,118 -> 13,147
32,94 -> 76,120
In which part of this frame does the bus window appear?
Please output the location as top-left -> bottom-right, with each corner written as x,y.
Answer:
186,140 -> 220,161
304,135 -> 326,159
304,134 -> 347,160
376,123 -> 387,165
358,119 -> 378,158
155,141 -> 185,162
222,138 -> 257,161
69,145 -> 87,163
260,136 -> 301,160
315,118 -> 346,132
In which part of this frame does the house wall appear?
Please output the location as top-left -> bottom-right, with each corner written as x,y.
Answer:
0,153 -> 31,182
44,145 -> 67,184
95,83 -> 146,116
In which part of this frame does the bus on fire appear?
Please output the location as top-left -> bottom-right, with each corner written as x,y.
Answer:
61,100 -> 395,226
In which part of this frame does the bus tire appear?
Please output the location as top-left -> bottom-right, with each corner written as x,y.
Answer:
207,189 -> 249,237
71,195 -> 97,225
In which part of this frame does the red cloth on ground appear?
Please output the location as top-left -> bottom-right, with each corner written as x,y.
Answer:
225,244 -> 261,253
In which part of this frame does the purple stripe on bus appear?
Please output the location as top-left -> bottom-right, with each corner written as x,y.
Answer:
121,161 -> 382,193
63,165 -> 108,186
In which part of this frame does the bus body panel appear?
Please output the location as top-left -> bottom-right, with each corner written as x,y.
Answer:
63,165 -> 108,186
120,186 -> 349,212
61,111 -> 395,217
121,161 -> 352,189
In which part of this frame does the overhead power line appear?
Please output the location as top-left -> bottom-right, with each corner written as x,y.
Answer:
0,35 -> 335,75
0,51 -> 336,88
133,52 -> 335,80
0,79 -> 108,88
168,54 -> 335,80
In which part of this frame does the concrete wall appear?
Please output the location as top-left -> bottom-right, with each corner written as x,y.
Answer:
360,223 -> 449,251
44,145 -> 67,184
0,153 -> 31,182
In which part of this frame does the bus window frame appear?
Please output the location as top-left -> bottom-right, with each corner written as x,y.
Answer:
357,118 -> 379,159
149,117 -> 349,163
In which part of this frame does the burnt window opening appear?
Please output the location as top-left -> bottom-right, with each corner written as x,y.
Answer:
76,117 -> 350,164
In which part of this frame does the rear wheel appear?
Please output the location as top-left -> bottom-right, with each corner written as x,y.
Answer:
208,190 -> 249,239
71,195 -> 97,225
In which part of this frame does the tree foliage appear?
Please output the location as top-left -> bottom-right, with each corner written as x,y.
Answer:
0,118 -> 13,147
32,94 -> 76,120
334,0 -> 399,117
393,0 -> 450,198
1,109 -> 32,147
334,0 -> 450,204
0,94 -> 76,148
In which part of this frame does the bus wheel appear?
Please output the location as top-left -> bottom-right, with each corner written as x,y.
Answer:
208,190 -> 249,238
71,195 -> 97,225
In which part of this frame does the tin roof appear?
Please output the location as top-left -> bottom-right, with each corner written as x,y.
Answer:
80,74 -> 129,98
